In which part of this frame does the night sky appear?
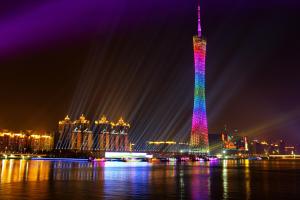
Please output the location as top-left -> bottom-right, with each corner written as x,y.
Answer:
0,0 -> 299,145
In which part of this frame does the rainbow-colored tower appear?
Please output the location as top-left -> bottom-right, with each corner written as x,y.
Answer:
190,4 -> 209,154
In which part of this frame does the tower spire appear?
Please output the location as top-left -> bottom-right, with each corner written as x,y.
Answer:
197,3 -> 202,37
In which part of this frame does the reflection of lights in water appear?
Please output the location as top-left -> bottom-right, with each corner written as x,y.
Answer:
1,160 -> 8,182
206,164 -> 211,198
27,161 -> 50,182
180,169 -> 185,199
53,161 -> 97,181
245,160 -> 251,200
8,159 -> 14,181
25,161 -> 29,181
190,163 -> 211,199
18,160 -> 26,182
0,160 -> 51,183
51,161 -> 153,181
167,165 -> 176,178
103,162 -> 152,197
222,160 -> 228,200
19,160 -> 23,175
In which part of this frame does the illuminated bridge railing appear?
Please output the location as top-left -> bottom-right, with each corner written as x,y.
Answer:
269,155 -> 300,159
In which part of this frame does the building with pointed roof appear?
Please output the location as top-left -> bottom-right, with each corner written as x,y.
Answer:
55,115 -> 130,152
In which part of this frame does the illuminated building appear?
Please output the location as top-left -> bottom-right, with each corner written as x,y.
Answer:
249,140 -> 269,155
112,118 -> 130,151
0,130 -> 53,153
94,115 -> 111,151
146,141 -> 189,153
57,115 -> 73,149
0,131 -> 26,152
28,133 -> 53,152
221,127 -> 248,153
285,146 -> 295,155
190,3 -> 209,153
72,114 -> 92,150
208,126 -> 249,156
55,115 -> 130,152
94,116 -> 130,151
248,139 -> 296,155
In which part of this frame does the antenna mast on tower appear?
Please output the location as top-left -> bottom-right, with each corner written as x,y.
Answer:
197,3 -> 202,37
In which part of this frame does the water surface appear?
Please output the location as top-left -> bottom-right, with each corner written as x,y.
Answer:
0,159 -> 299,199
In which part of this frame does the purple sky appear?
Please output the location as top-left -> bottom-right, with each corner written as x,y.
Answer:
0,0 -> 299,144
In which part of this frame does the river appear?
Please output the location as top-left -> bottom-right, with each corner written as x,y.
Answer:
0,159 -> 299,199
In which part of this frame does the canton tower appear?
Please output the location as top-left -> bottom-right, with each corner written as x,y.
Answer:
190,3 -> 209,154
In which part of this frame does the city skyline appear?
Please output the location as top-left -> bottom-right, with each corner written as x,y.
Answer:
0,0 -> 299,144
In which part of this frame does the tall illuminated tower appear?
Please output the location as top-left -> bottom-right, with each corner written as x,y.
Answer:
190,3 -> 209,154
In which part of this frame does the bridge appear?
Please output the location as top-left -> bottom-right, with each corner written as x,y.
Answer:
268,154 -> 300,159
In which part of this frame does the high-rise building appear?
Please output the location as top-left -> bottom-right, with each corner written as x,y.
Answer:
220,126 -> 249,153
112,118 -> 130,151
0,130 -> 53,153
55,115 -> 130,152
57,115 -> 73,149
94,115 -> 111,151
190,3 -> 209,154
93,116 -> 131,152
72,114 -> 92,150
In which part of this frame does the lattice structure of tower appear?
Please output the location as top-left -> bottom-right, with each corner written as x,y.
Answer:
190,3 -> 209,154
